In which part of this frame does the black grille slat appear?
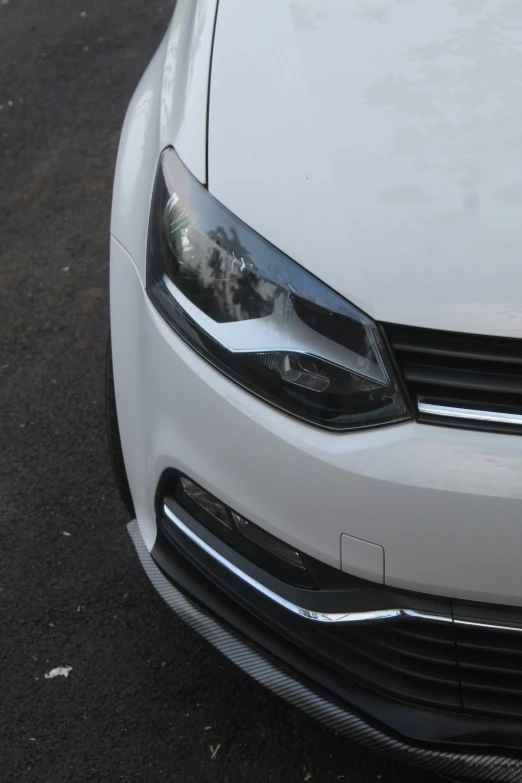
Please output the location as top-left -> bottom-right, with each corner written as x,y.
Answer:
384,322 -> 522,432
457,638 -> 522,655
459,659 -> 522,677
460,675 -> 522,694
394,341 -> 522,365
335,629 -> 456,667
386,324 -> 522,363
403,363 -> 522,395
330,635 -> 458,681
390,624 -> 456,646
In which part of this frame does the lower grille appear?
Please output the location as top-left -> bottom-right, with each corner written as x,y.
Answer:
312,616 -> 522,720
383,322 -> 522,434
130,521 -> 522,783
154,484 -> 522,726
457,624 -> 522,719
311,620 -> 461,710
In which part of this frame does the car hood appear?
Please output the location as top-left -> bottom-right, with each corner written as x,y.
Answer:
207,0 -> 522,337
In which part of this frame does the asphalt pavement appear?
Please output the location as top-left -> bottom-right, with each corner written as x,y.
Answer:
1,2 -> 451,781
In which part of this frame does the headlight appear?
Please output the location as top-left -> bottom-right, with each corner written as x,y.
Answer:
147,148 -> 409,431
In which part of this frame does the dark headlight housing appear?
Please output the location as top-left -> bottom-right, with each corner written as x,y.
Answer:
146,148 -> 409,431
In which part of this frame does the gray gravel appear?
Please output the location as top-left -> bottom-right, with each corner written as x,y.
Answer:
0,1 -> 449,781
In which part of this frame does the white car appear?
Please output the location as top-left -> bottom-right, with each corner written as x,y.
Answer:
107,2 -> 522,780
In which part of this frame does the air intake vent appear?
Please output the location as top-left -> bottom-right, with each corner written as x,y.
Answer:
383,323 -> 522,434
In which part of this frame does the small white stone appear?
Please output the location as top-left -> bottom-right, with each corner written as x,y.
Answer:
44,666 -> 73,679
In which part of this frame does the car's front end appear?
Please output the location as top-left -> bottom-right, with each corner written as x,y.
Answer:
108,2 -> 522,780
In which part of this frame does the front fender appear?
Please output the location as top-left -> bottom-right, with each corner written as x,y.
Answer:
110,0 -> 218,280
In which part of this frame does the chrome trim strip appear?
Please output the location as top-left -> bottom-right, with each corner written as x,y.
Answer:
455,619 -> 522,633
418,402 -> 522,426
165,504 -> 522,632
163,504 -> 450,625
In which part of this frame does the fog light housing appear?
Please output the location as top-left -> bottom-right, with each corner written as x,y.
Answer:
173,474 -> 315,588
179,477 -> 232,530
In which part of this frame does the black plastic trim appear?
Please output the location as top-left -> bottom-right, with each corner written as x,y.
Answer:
150,513 -> 522,751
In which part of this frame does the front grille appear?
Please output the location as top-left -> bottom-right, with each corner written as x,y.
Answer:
311,617 -> 522,720
384,323 -> 522,433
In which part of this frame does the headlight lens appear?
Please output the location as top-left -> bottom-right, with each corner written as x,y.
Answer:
147,148 -> 409,430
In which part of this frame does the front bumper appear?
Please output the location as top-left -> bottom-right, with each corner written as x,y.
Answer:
111,236 -> 522,607
111,236 -> 522,777
128,517 -> 522,782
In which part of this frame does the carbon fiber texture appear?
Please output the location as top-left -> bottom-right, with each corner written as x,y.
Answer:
128,521 -> 522,783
